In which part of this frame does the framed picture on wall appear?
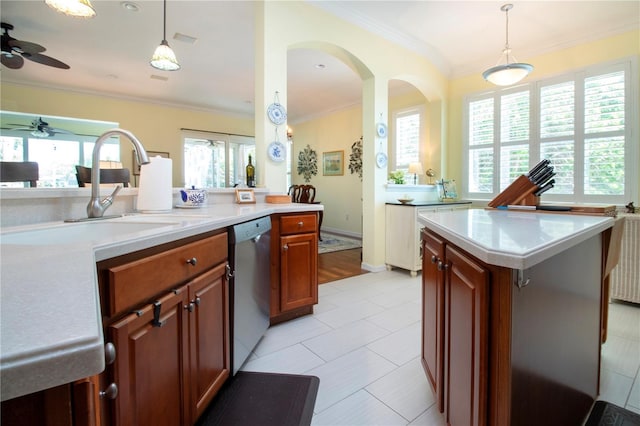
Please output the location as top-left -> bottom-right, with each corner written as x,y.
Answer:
132,150 -> 169,175
322,150 -> 344,176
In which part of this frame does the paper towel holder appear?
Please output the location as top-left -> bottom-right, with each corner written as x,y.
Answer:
133,150 -> 169,176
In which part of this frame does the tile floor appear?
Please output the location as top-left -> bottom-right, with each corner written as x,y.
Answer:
241,269 -> 640,425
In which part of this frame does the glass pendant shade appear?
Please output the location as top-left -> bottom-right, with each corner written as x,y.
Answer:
482,50 -> 533,86
150,0 -> 180,71
150,40 -> 180,71
44,0 -> 96,18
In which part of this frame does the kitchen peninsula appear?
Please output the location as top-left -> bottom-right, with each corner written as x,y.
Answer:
0,190 -> 322,425
418,208 -> 616,426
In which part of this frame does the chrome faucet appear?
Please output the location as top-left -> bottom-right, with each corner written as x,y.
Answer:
87,129 -> 150,218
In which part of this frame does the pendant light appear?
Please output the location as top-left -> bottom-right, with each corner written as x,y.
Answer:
482,4 -> 532,86
44,0 -> 96,18
150,0 -> 180,71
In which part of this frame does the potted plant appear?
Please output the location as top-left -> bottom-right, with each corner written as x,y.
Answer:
388,170 -> 405,184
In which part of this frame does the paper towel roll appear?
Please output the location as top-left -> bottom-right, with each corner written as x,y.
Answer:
137,155 -> 173,212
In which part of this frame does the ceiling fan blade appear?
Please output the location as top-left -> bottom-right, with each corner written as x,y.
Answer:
22,52 -> 70,69
8,39 -> 45,54
47,127 -> 74,135
1,52 -> 23,69
8,126 -> 32,132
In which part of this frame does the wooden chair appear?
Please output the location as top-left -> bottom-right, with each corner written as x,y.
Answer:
288,184 -> 316,203
288,184 -> 323,240
75,165 -> 130,187
0,161 -> 39,187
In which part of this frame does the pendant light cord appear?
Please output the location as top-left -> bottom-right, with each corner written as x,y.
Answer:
504,8 -> 510,49
503,4 -> 512,64
162,0 -> 167,42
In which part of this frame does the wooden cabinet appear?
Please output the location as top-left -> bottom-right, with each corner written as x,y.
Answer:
270,212 -> 318,324
109,288 -> 190,426
98,231 -> 230,426
187,264 -> 230,420
420,230 -> 445,412
422,229 -> 489,425
386,203 -> 470,276
443,245 -> 489,426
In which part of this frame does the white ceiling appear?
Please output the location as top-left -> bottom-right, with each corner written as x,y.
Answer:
1,1 -> 638,123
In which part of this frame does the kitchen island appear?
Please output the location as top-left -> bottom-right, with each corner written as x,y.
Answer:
418,208 -> 615,426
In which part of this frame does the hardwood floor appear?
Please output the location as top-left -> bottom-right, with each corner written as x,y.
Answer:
318,248 -> 368,284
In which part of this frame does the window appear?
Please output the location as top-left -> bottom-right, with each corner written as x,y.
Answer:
0,112 -> 119,187
183,131 -> 255,188
393,107 -> 424,181
463,58 -> 637,204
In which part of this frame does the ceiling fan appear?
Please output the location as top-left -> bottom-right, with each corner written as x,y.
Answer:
8,117 -> 74,137
1,22 -> 70,70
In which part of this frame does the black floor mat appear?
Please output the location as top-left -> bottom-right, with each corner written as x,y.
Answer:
196,371 -> 320,426
585,400 -> 640,426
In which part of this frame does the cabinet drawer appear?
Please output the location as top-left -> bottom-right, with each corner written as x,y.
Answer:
280,214 -> 317,235
106,233 -> 227,317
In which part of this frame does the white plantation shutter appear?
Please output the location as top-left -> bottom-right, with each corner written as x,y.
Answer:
500,91 -> 530,190
468,98 -> 494,193
540,140 -> 574,194
469,99 -> 494,146
539,81 -> 575,194
463,59 -> 635,204
584,71 -> 626,196
540,81 -> 575,138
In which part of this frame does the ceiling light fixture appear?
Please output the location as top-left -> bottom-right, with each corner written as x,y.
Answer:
120,1 -> 139,12
482,4 -> 533,86
44,0 -> 96,18
150,0 -> 180,71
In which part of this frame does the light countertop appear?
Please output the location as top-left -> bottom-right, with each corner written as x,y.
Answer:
418,208 -> 614,270
0,202 -> 322,401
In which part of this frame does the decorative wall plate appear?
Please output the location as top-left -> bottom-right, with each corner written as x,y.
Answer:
376,152 -> 388,168
267,141 -> 286,162
376,122 -> 388,138
267,103 -> 287,125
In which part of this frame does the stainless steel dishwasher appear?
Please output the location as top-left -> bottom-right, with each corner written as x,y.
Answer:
229,216 -> 271,375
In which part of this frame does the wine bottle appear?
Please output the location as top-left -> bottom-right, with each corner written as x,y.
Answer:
246,154 -> 255,187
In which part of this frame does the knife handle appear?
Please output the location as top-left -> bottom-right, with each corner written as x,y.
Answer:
527,159 -> 550,178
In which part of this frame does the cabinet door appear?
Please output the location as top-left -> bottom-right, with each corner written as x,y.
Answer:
188,263 -> 230,422
421,230 -> 445,413
444,245 -> 489,426
109,290 -> 190,426
386,205 -> 421,274
280,233 -> 318,312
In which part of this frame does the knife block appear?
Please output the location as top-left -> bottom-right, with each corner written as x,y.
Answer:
488,175 -> 540,208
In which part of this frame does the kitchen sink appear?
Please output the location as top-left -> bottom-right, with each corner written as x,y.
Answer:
1,221 -> 179,246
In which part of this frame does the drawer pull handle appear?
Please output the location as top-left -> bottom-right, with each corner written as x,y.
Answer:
186,257 -> 197,266
297,221 -> 304,227
437,261 -> 448,271
99,383 -> 118,400
431,255 -> 438,264
226,264 -> 234,279
104,342 -> 116,365
194,297 -> 201,306
283,244 -> 288,251
184,302 -> 195,312
152,301 -> 165,327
